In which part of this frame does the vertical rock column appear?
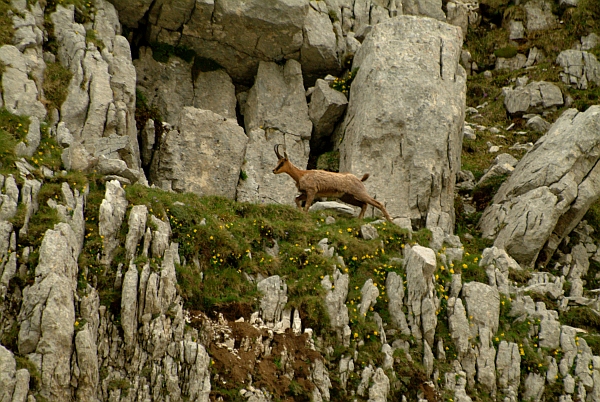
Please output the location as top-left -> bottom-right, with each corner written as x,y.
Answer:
338,16 -> 466,230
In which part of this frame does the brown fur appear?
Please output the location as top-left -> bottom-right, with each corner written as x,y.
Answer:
272,145 -> 392,221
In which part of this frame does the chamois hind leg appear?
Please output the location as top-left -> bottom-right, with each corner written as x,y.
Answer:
366,197 -> 392,221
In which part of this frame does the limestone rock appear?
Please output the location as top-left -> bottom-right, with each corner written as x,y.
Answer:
0,45 -> 46,120
358,278 -> 379,317
556,50 -> 600,90
124,205 -> 148,261
495,54 -> 527,71
338,16 -> 466,230
321,269 -> 350,333
524,0 -> 558,31
503,81 -> 563,115
309,201 -> 357,216
405,245 -> 437,344
523,372 -> 545,401
257,275 -> 289,330
496,341 -> 521,393
99,180 -> 128,266
479,106 -> 600,266
0,345 -> 16,401
367,368 -> 390,402
150,107 -> 247,198
193,69 -> 237,119
301,7 -> 340,80
462,281 -> 499,336
308,79 -> 348,147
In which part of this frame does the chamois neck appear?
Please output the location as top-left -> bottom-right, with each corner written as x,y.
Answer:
285,162 -> 307,183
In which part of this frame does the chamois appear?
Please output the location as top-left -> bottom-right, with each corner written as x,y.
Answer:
272,144 -> 392,221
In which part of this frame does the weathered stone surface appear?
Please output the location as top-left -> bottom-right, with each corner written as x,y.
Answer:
338,16 -> 465,231
523,372 -> 545,401
462,281 -> 499,336
15,117 -> 41,158
367,368 -> 390,402
309,201 -> 356,216
99,180 -> 128,266
321,268 -> 349,333
524,0 -> 558,31
257,275 -> 289,329
134,47 -> 194,125
556,50 -> 600,90
496,341 -> 521,393
308,79 -> 348,146
495,54 -> 527,71
0,45 -> 46,120
480,107 -> 600,266
402,0 -> 446,20
193,69 -> 237,119
124,205 -> 148,261
0,345 -> 16,401
503,81 -> 563,115
301,6 -> 340,79
150,107 -> 248,198
405,245 -> 437,344
18,223 -> 79,401
358,278 -> 379,317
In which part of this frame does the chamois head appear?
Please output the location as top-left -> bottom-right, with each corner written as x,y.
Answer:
272,144 -> 290,174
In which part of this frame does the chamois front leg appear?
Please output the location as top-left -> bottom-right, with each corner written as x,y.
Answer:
295,193 -> 306,209
303,189 -> 316,212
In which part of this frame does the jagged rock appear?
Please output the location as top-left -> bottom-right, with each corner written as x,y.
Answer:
479,246 -> 520,295
301,6 -> 340,79
503,81 -> 563,115
358,278 -> 379,317
244,59 -> 312,139
56,122 -> 74,147
99,180 -> 128,265
15,116 -> 41,158
18,223 -> 80,400
150,215 -> 171,258
308,79 -> 348,146
479,106 -> 600,266
405,245 -> 437,345
338,16 -> 466,230
526,115 -> 551,133
523,372 -> 545,401
310,358 -> 332,401
525,272 -> 565,300
462,282 -> 499,336
321,268 -> 350,335
448,298 -> 471,360
386,271 -> 410,335
97,155 -> 139,183
73,323 -> 99,401
193,69 -> 237,119
121,262 -> 138,346
367,368 -> 390,402
524,0 -> 558,31
0,175 -> 19,221
496,341 -> 521,393
582,33 -> 600,51
0,45 -> 46,120
423,341 -> 434,377
556,50 -> 600,90
0,345 -> 16,401
134,47 -> 194,125
495,54 -> 527,71
508,20 -> 525,40
124,205 -> 148,261
257,275 -> 289,331
360,224 -> 378,240
150,107 -> 247,198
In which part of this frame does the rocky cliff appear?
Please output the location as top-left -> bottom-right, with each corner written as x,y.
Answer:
1,0 -> 600,401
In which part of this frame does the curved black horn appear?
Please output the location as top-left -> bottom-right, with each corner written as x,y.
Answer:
274,144 -> 283,158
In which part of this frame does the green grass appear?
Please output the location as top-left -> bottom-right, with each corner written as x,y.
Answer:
0,0 -> 14,47
43,62 -> 72,113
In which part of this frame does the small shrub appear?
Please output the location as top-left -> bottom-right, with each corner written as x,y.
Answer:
494,46 -> 518,59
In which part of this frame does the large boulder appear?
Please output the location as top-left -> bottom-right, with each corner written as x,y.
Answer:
556,50 -> 600,90
150,107 -> 248,199
309,79 -> 348,148
503,80 -> 563,115
479,106 -> 600,266
338,16 -> 466,231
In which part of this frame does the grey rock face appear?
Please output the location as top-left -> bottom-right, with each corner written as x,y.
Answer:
150,107 -> 248,198
18,223 -> 80,401
322,269 -> 350,333
99,180 -> 128,266
367,368 -> 390,402
556,50 -> 600,90
124,205 -> 148,261
462,281 -> 499,336
524,0 -> 558,31
301,7 -> 340,79
0,345 -> 17,401
503,81 -> 563,115
0,45 -> 46,120
257,275 -> 289,329
338,16 -> 466,230
386,272 -> 410,335
480,106 -> 600,266
309,79 -> 348,146
404,245 -> 437,345
193,69 -> 237,119
496,341 -> 521,393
